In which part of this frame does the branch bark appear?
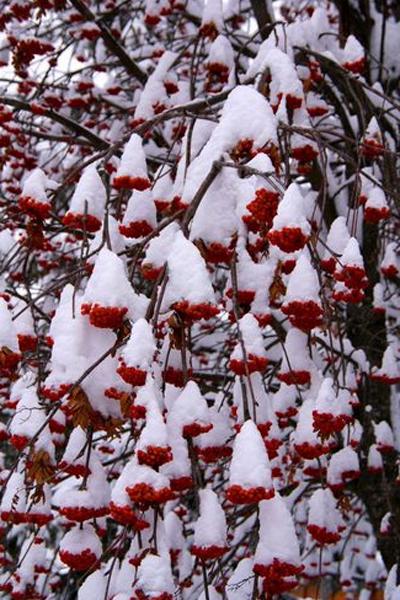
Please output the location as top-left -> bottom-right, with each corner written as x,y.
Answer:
249,0 -> 274,40
68,0 -> 147,85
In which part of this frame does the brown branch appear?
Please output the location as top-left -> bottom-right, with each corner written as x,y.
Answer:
249,0 -> 274,40
0,95 -> 109,150
68,0 -> 147,85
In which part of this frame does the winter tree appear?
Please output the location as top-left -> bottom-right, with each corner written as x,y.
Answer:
0,0 -> 399,598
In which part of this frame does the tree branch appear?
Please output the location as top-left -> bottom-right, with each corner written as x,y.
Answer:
68,0 -> 147,85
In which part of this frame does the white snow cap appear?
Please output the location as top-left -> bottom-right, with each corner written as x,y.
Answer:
308,487 -> 342,532
374,421 -> 395,451
280,328 -> 313,374
88,215 -> 126,262
181,86 -> 277,206
135,554 -> 175,596
82,247 -> 136,311
381,242 -> 399,273
324,216 -> 351,257
134,51 -> 177,122
120,189 -> 157,237
229,420 -> 273,489
114,133 -> 149,185
248,48 -> 304,107
201,0 -> 223,33
190,167 -> 240,247
21,168 -> 51,204
167,380 -> 211,434
67,164 -> 106,220
137,398 -> 170,451
143,222 -> 179,270
340,237 -> 365,268
271,183 -> 310,234
284,253 -> 321,304
230,313 -> 266,361
368,444 -> 383,471
193,488 -> 227,549
208,35 -> 234,69
255,494 -> 301,568
294,398 -> 321,450
163,231 -> 216,307
60,523 -> 102,560
342,34 -> 364,65
120,318 -> 155,370
373,346 -> 400,381
327,446 -> 360,488
10,388 -> 54,459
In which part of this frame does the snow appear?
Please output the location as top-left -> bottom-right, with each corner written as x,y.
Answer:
167,380 -> 210,432
294,399 -> 321,448
201,0 -> 223,32
123,458 -> 170,490
1,470 -> 27,515
340,237 -> 364,268
342,35 -> 364,64
255,494 -> 300,566
88,215 -> 126,261
370,5 -> 400,82
229,420 -> 273,488
226,558 -> 254,600
68,164 -> 106,220
20,168 -> 50,203
247,48 -> 304,107
120,190 -> 157,233
189,167 -> 240,246
271,183 -> 310,232
114,133 -> 149,181
137,398 -> 169,449
0,228 -> 15,257
134,376 -> 164,413
324,216 -> 351,257
181,86 -> 277,205
162,231 -> 216,307
61,426 -> 87,465
120,318 -> 156,369
284,253 -> 321,304
382,243 -> 399,273
160,433 -> 191,481
143,222 -> 179,268
152,169 -> 173,206
78,570 -> 106,600
280,328 -> 313,373
82,247 -> 136,310
374,421 -> 395,450
233,241 -> 275,293
60,524 -> 102,557
230,313 -> 266,361
0,297 -> 19,351
193,488 -> 227,548
208,35 -> 234,70
195,406 -> 232,450
13,301 -> 35,337
327,446 -> 360,487
135,554 -> 175,596
134,51 -> 177,121
368,444 -> 383,471
308,487 -> 342,530
165,511 -> 185,552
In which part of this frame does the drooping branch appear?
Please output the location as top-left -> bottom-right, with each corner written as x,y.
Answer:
68,0 -> 148,85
